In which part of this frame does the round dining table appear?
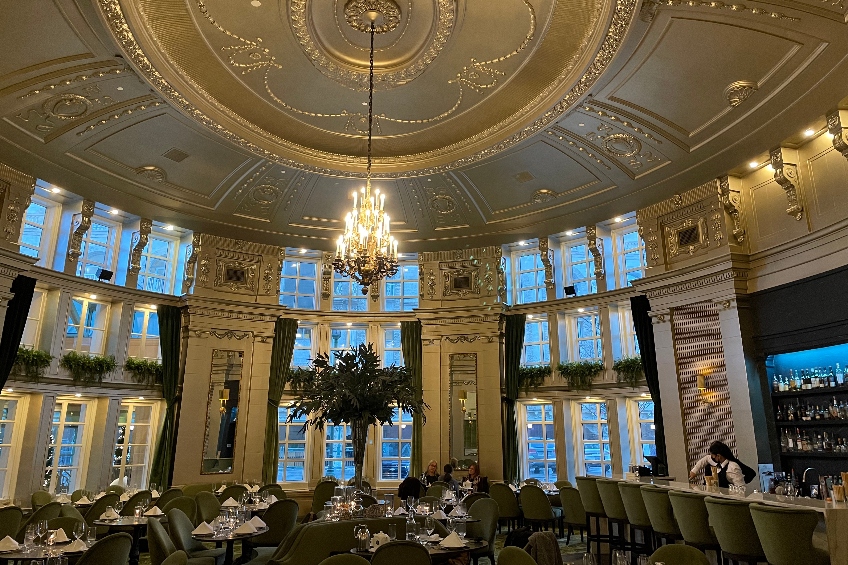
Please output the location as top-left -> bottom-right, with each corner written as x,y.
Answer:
0,544 -> 86,563
349,539 -> 488,564
191,526 -> 268,565
93,516 -> 150,565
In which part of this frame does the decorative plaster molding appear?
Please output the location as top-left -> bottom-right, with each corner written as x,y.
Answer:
496,246 -> 507,304
637,180 -> 718,223
723,81 -> 758,107
67,200 -> 95,261
419,247 -> 501,263
645,269 -> 747,299
370,281 -> 380,303
321,252 -> 333,300
187,306 -> 278,322
712,298 -> 736,311
539,237 -> 555,296
586,225 -> 605,279
192,329 -> 252,340
769,147 -> 803,221
423,338 -> 441,346
128,218 -> 152,275
639,0 -> 798,22
424,314 -> 501,325
717,176 -> 745,243
427,269 -> 437,299
183,232 -> 201,293
826,109 -> 848,161
443,335 -> 498,344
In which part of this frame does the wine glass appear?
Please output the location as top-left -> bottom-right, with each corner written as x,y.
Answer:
583,553 -> 596,565
424,516 -> 435,540
637,556 -> 649,565
36,520 -> 48,546
612,550 -> 628,565
72,522 -> 86,542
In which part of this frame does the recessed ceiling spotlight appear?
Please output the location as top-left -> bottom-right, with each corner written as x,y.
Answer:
299,248 -> 307,254
116,86 -> 124,91
518,240 -> 527,246
251,0 -> 261,6
614,217 -> 624,223
748,161 -> 759,169
4,389 -> 11,393
346,322 -> 352,326
577,307 -> 585,312
361,102 -> 367,106
109,209 -> 120,215
149,304 -> 157,310
578,123 -> 585,127
527,314 -> 533,319
138,396 -> 145,400
51,187 -> 61,194
75,393 -> 82,398
804,128 -> 815,137
89,294 -> 97,300
565,230 -> 574,236
163,225 -> 174,231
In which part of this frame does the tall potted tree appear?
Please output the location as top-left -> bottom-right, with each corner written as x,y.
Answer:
286,343 -> 428,490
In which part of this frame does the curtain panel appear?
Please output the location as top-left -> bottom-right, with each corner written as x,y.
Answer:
0,275 -> 36,390
401,320 -> 423,478
150,304 -> 182,487
262,317 -> 299,484
502,313 -> 525,483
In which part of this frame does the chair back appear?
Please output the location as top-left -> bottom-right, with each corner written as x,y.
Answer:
167,508 -> 204,553
75,532 -> 133,565
0,506 -> 22,539
575,477 -> 606,516
47,516 -> 83,536
554,480 -> 572,490
195,491 -> 221,524
162,550 -> 189,565
371,540 -> 431,565
180,483 -> 214,498
359,494 -> 378,507
649,544 -> 710,565
467,498 -> 498,551
617,482 -> 651,527
105,485 -> 126,495
419,496 -> 439,508
703,496 -> 763,558
120,490 -> 152,516
259,484 -> 286,499
155,488 -> 184,509
71,490 -> 85,503
426,484 -> 446,498
17,501 -> 62,541
162,496 -> 197,525
84,494 -> 120,526
498,546 -> 539,565
558,486 -> 586,526
31,490 -> 52,509
147,514 -> 177,565
312,480 -> 339,513
463,492 -> 489,508
317,555 -> 371,565
596,479 -> 627,521
518,484 -> 554,521
430,480 -> 450,489
749,503 -> 821,565
219,485 -> 247,503
667,491 -> 717,546
523,478 -> 541,486
489,482 -> 520,519
60,504 -> 86,522
251,499 -> 299,547
640,485 -> 680,536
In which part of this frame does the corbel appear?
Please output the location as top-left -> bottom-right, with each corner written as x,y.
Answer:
321,252 -> 334,300
67,199 -> 95,260
826,109 -> 848,161
127,218 -> 152,275
182,232 -> 201,293
717,176 -> 745,243
769,147 -> 803,221
586,225 -> 606,279
538,236 -> 555,297
370,279 -> 380,303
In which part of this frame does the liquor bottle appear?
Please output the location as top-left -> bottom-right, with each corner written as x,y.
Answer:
789,370 -> 797,391
787,402 -> 795,422
803,371 -> 812,390
815,434 -> 824,452
837,362 -> 844,385
829,367 -> 837,387
796,428 -> 804,451
781,375 -> 789,391
773,376 -> 780,393
824,432 -> 833,452
781,429 -> 789,451
814,405 -> 822,420
786,428 -> 795,450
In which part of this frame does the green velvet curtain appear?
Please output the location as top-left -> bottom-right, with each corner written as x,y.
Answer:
502,313 -> 525,483
262,317 -> 299,485
149,304 -> 182,488
401,320 -> 423,478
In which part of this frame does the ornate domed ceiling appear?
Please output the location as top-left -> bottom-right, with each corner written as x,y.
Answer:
0,0 -> 847,250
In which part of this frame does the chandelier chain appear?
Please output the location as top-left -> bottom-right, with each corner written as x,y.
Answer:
367,22 -> 374,178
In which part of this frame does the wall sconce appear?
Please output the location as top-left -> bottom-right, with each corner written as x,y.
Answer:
458,390 -> 467,412
219,388 -> 229,413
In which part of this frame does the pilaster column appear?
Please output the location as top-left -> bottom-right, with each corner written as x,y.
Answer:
650,308 -> 688,480
0,164 -> 35,252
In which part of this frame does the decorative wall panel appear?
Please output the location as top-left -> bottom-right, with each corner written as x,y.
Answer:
670,301 -> 736,471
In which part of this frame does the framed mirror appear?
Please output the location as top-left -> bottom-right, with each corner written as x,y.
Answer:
202,350 -> 244,474
449,353 -> 478,471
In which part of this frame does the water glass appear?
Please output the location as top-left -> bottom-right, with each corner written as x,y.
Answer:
387,524 -> 396,540
406,521 -> 418,541
454,520 -> 466,540
637,556 -> 649,565
47,556 -> 68,565
134,504 -> 143,518
425,516 -> 435,537
612,550 -> 628,565
23,524 -> 35,551
582,553 -> 596,565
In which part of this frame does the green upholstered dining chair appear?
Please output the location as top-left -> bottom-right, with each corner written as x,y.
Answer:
242,499 -> 299,556
75,532 -> 132,565
554,480 -> 572,490
640,485 -> 682,546
71,489 -> 86,503
426,483 -> 447,498
312,480 -> 339,513
31,490 -> 52,509
359,494 -> 378,507
523,478 -> 541,486
704,496 -> 765,565
0,506 -> 22,540
519,484 -> 563,537
157,488 -> 186,510
258,484 -> 286,499
147,516 -> 180,565
106,485 -> 126,495
218,485 -> 247,503
749,503 -> 830,565
317,555 -> 371,565
16,501 -> 61,542
498,546 -> 539,565
430,480 -> 450,490
575,476 -> 609,556
667,490 -> 721,557
490,482 -> 521,532
418,495 -> 440,508
618,482 -> 654,556
463,492 -> 490,509
371,540 -> 431,565
195,491 -> 221,524
558,486 -> 586,545
83,493 -> 119,535
467,498 -> 498,565
60,503 -> 86,522
181,484 -> 214,498
649,544 -> 710,565
167,508 -> 226,565
163,496 -> 198,525
163,550 -> 189,565
596,479 -> 629,552
120,490 -> 152,516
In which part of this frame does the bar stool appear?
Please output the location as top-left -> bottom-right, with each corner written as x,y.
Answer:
618,482 -> 655,558
576,476 -> 611,557
749,503 -> 830,565
704,496 -> 766,565
667,490 -> 722,560
596,479 -> 630,553
640,485 -> 682,547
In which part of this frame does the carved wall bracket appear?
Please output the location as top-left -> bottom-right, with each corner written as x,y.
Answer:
370,280 -> 380,303
128,218 -> 152,275
539,237 -> 555,297
586,225 -> 606,279
717,176 -> 745,243
321,252 -> 334,300
67,200 -> 95,261
183,233 -> 201,293
826,109 -> 848,161
769,147 -> 803,221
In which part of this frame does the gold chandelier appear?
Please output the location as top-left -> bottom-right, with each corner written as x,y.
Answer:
334,3 -> 399,294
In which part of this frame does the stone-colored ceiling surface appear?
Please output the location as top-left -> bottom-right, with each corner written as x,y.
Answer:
0,0 -> 847,250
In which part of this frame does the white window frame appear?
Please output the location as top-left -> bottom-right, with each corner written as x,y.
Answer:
512,250 -> 546,305
562,241 -> 597,296
128,306 -> 160,361
279,259 -> 319,310
384,263 -> 419,312
44,398 -> 94,493
276,404 -> 310,485
576,400 -> 611,478
612,226 -> 646,289
382,326 -> 403,367
292,325 -> 315,368
329,325 -> 368,361
111,400 -> 159,489
137,232 -> 179,294
21,288 -> 47,349
0,393 -> 28,499
331,273 -> 368,312
629,398 -> 656,467
522,315 -> 550,367
378,407 -> 413,482
520,402 -> 557,482
569,312 -> 603,362
76,216 -> 120,281
19,195 -> 59,267
323,423 -> 356,482
618,308 -> 640,358
64,297 -> 111,355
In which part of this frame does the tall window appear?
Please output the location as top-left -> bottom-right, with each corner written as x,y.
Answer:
385,264 -> 419,311
280,260 -> 318,309
515,252 -> 546,304
383,327 -> 403,366
44,400 -> 90,492
565,243 -> 597,296
76,219 -> 118,281
292,326 -> 314,367
64,297 -> 109,355
579,401 -> 611,477
574,313 -> 602,361
614,229 -> 646,288
524,403 -> 557,482
0,398 -> 19,498
111,402 -> 155,488
332,273 -> 367,312
329,326 -> 367,360
128,307 -> 160,360
631,399 -> 656,465
379,408 -> 413,481
20,198 -> 55,265
137,235 -> 176,294
324,424 -> 355,482
21,289 -> 46,349
522,316 -> 550,366
277,406 -> 307,483
618,308 -> 640,357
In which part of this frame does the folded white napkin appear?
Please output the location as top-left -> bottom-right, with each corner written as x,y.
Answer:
76,496 -> 92,505
100,508 -> 119,520
53,528 -> 69,543
233,522 -> 257,534
393,507 -> 407,515
432,509 -> 447,519
248,485 -> 259,492
248,516 -> 265,528
95,492 -> 106,500
0,536 -> 19,550
508,484 -> 517,492
448,507 -> 464,517
55,494 -> 71,503
119,493 -> 130,502
221,497 -> 239,508
66,539 -> 87,552
192,522 -> 214,535
267,494 -> 278,504
216,486 -> 226,493
439,531 -> 464,548
143,506 -> 163,516
151,490 -> 160,498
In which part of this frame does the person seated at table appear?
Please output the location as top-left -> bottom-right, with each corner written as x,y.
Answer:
440,464 -> 460,494
422,459 -> 440,487
462,462 -> 489,493
398,475 -> 424,501
689,440 -> 753,488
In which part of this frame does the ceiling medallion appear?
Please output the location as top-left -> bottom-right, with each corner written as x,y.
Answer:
724,80 -> 758,107
344,0 -> 401,34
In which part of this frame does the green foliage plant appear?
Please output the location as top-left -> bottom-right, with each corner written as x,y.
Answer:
517,365 -> 552,392
285,343 -> 428,489
613,356 -> 644,388
124,357 -> 163,386
59,351 -> 117,385
12,347 -> 53,382
557,360 -> 604,391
